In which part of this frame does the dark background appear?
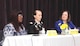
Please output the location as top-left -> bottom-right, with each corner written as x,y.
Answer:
0,0 -> 80,30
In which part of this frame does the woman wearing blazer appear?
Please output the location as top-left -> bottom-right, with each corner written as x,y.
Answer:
55,10 -> 76,34
28,10 -> 45,34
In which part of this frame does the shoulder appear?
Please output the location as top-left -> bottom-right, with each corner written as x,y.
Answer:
56,20 -> 62,23
29,21 -> 43,26
5,23 -> 13,27
68,21 -> 74,25
29,21 -> 35,27
7,23 -> 13,26
28,21 -> 35,28
40,21 -> 43,24
55,20 -> 63,26
68,21 -> 73,23
3,23 -> 14,30
29,21 -> 34,25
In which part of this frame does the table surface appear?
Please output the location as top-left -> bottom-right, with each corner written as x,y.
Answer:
3,35 -> 32,46
32,35 -> 75,46
3,34 -> 80,46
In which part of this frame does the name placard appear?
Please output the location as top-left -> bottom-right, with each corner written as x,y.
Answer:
46,30 -> 57,36
69,29 -> 79,35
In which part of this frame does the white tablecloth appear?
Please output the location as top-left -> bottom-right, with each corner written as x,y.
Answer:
32,35 -> 75,46
2,34 -> 80,46
72,34 -> 80,46
3,35 -> 32,46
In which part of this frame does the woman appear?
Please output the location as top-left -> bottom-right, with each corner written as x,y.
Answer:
3,10 -> 27,38
55,10 -> 76,34
28,10 -> 45,34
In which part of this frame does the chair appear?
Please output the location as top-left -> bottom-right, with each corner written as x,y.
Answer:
0,30 -> 3,46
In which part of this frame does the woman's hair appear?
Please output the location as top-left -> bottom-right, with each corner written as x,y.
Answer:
9,10 -> 23,32
33,9 -> 42,15
32,9 -> 42,21
60,10 -> 71,22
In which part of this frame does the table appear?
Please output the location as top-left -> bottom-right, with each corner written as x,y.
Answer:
32,35 -> 75,46
2,34 -> 80,46
72,34 -> 80,46
3,35 -> 32,46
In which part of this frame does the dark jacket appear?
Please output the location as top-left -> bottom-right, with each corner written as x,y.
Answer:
28,21 -> 43,34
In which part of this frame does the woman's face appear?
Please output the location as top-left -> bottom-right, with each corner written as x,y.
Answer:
34,11 -> 42,22
61,11 -> 68,21
18,14 -> 23,23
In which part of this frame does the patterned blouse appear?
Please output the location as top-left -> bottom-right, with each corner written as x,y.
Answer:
3,23 -> 27,38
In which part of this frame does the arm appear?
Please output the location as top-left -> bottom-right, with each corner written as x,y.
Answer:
69,21 -> 76,29
55,22 -> 62,34
27,22 -> 35,34
3,25 -> 14,38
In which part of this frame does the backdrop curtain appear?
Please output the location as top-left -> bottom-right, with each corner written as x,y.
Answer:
0,0 -> 80,30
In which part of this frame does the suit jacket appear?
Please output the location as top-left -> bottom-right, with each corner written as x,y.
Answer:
27,21 -> 43,34
55,20 -> 76,34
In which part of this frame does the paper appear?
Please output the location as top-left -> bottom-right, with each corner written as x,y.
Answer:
46,30 -> 57,36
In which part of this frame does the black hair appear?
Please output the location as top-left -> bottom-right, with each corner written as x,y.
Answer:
9,10 -> 23,32
33,9 -> 42,16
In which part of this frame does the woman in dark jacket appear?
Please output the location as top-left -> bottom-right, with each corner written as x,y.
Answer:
28,10 -> 45,34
